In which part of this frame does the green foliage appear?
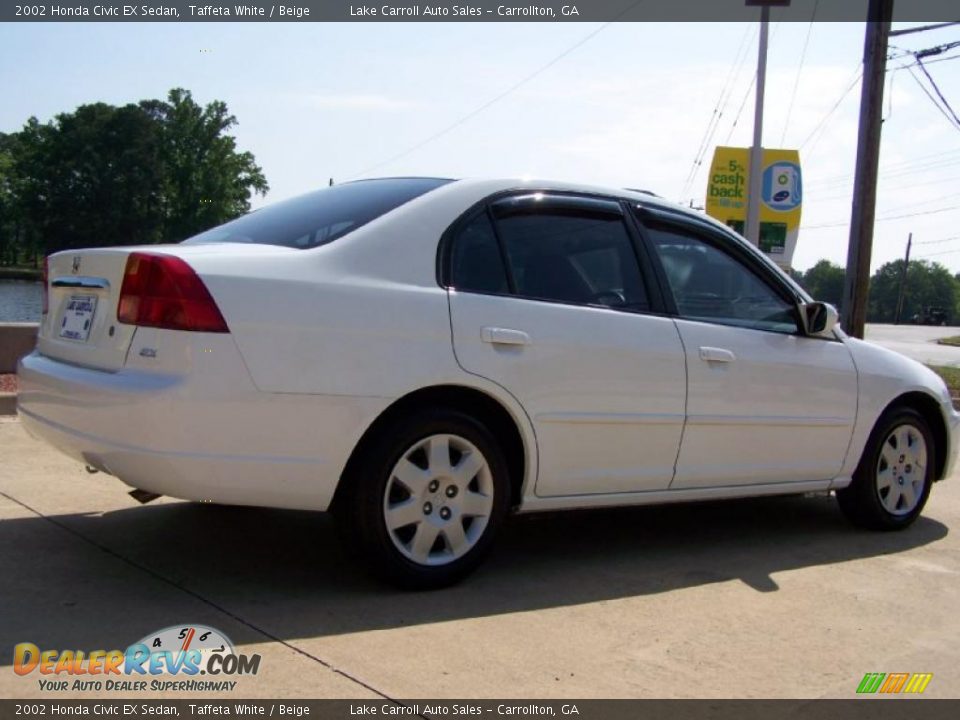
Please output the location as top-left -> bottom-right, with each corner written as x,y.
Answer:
795,259 -> 845,307
868,259 -> 956,324
796,257 -> 958,325
0,89 -> 268,263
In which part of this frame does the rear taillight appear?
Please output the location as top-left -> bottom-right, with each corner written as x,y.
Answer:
41,256 -> 49,316
117,252 -> 229,333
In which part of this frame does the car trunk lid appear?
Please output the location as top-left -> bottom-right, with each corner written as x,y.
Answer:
38,248 -> 141,371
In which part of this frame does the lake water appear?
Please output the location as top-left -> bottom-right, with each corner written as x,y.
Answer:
0,280 -> 43,322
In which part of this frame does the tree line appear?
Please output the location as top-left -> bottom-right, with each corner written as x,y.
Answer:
2,90 -> 957,326
0,88 -> 268,267
795,257 -> 960,324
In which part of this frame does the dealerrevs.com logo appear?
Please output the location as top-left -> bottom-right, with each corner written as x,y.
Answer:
13,625 -> 261,693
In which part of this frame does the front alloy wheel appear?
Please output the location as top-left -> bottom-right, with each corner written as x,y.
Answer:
837,407 -> 934,530
874,423 -> 927,516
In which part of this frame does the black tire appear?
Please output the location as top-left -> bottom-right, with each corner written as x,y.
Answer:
836,406 -> 934,530
334,408 -> 510,589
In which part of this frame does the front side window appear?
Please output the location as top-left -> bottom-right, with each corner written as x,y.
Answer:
646,223 -> 798,333
492,208 -> 649,310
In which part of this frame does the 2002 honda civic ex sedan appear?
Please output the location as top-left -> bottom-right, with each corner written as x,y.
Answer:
18,177 -> 960,588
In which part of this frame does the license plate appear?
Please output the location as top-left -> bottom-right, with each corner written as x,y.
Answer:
59,295 -> 98,342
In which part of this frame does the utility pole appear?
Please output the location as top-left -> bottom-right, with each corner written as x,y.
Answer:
840,0 -> 894,338
894,232 -> 912,324
745,5 -> 771,246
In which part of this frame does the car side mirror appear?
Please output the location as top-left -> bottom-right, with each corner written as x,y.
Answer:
800,301 -> 839,337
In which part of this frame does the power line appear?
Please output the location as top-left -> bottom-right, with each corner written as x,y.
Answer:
900,52 -> 960,68
889,21 -> 960,37
805,151 -> 960,191
346,2 -> 645,179
905,63 -> 960,130
797,64 -> 863,153
915,234 -> 960,245
915,247 -> 960,258
877,190 -> 960,214
722,22 -> 783,146
679,24 -> 755,202
916,56 -> 960,127
809,146 -> 960,183
802,203 -> 960,230
779,0 -> 820,147
723,69 -> 757,144
808,173 -> 960,203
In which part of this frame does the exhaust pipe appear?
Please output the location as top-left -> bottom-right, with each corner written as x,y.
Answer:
128,489 -> 162,504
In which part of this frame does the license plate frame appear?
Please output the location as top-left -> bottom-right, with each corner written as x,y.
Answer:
59,294 -> 98,342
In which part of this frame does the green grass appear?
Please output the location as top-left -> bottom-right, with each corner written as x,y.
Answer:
937,336 -> 960,347
928,365 -> 960,403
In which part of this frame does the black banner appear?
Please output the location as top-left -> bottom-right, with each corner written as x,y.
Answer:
2,0 -> 960,23
2,701 -> 960,720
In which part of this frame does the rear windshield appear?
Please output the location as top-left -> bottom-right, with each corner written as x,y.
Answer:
181,177 -> 453,249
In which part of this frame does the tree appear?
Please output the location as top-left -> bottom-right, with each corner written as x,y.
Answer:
796,260 -> 845,308
0,88 -> 268,263
141,88 -> 268,242
16,104 -> 167,256
0,133 -> 17,264
868,259 -> 957,324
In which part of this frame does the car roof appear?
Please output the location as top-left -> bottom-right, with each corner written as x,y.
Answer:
423,176 -> 731,231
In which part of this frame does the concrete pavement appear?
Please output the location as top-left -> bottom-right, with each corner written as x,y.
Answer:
864,324 -> 960,367
1,416 -> 958,699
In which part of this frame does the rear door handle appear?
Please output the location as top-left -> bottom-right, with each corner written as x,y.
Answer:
482,327 -> 531,346
699,346 -> 736,363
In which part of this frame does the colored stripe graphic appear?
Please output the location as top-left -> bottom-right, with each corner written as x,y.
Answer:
857,673 -> 886,694
904,673 -> 934,694
880,673 -> 910,693
857,672 -> 933,694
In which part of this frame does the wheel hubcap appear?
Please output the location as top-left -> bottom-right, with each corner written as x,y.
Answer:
876,423 -> 927,516
383,433 -> 494,566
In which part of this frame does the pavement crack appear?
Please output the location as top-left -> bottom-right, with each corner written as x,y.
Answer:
0,490 -> 411,707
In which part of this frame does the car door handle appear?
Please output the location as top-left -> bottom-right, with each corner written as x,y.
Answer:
699,346 -> 736,363
481,327 -> 531,346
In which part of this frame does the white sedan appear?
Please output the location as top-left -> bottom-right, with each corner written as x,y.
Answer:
18,177 -> 959,588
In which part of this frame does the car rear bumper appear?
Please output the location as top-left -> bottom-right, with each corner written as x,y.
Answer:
17,341 -> 387,511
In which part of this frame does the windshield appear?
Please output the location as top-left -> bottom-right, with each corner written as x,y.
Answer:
181,177 -> 453,249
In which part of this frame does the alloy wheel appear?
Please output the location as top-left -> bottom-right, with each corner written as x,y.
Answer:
875,423 -> 928,516
382,433 -> 495,566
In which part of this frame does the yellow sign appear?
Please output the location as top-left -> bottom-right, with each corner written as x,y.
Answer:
705,146 -> 802,266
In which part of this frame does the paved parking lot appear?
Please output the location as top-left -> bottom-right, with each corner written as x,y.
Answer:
1,416 -> 959,699
865,324 -> 960,367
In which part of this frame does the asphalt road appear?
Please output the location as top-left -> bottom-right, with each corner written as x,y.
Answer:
1,416 -> 958,700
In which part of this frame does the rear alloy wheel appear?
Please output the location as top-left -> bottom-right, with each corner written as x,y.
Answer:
384,433 -> 495,566
336,409 -> 510,589
837,407 -> 934,530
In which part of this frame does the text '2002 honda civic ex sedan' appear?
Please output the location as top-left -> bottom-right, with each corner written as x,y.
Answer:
18,177 -> 960,588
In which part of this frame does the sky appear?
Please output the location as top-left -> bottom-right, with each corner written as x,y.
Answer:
0,19 -> 958,273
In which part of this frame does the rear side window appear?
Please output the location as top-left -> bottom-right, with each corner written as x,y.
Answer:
182,177 -> 452,249
495,209 -> 649,310
450,212 -> 509,294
